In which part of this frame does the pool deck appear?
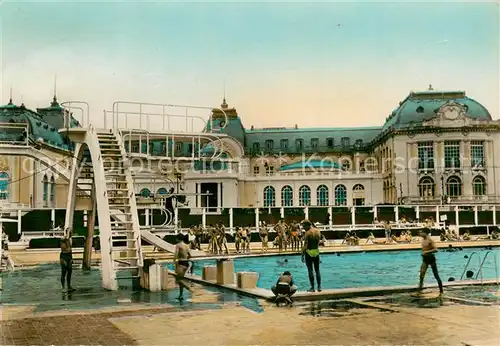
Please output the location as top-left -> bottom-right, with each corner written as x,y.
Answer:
1,286 -> 499,345
7,238 -> 499,267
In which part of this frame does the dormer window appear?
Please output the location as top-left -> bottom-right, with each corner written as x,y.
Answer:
265,140 -> 274,151
296,139 -> 303,151
311,138 -> 319,150
327,138 -> 334,148
280,139 -> 289,150
355,139 -> 363,148
341,137 -> 350,148
253,166 -> 260,175
416,106 -> 424,113
253,142 -> 260,151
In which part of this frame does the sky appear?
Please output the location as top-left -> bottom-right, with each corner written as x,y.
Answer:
1,0 -> 499,130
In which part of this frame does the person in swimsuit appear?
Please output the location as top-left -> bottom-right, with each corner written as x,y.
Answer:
174,233 -> 193,300
234,227 -> 242,253
301,220 -> 322,292
271,271 -> 297,298
60,229 -> 74,292
218,224 -> 229,254
259,223 -> 269,252
240,227 -> 249,253
418,229 -> 444,295
289,222 -> 300,252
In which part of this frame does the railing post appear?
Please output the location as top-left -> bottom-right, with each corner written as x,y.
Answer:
455,205 -> 460,230
17,209 -> 22,235
229,207 -> 234,233
416,205 -> 420,220
373,206 -> 378,220
493,205 -> 497,226
351,206 -> 356,226
327,206 -> 333,229
474,205 -> 478,226
255,207 -> 260,233
435,205 -> 440,224
202,207 -> 206,229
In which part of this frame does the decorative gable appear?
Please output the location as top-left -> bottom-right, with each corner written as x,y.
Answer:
423,101 -> 472,128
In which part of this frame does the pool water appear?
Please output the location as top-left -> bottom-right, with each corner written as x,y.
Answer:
189,248 -> 499,290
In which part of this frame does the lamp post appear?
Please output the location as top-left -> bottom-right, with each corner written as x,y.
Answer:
173,170 -> 182,208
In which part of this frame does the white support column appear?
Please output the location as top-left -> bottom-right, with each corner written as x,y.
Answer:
202,208 -> 206,228
174,207 -> 179,229
328,206 -> 333,229
350,206 -> 355,225
474,205 -> 478,226
280,207 -> 284,219
255,208 -> 260,232
17,209 -> 22,235
305,206 -> 309,220
373,206 -> 378,220
83,210 -> 88,227
435,205 -> 440,224
229,207 -> 234,233
394,206 -> 399,222
416,205 -> 420,220
145,209 -> 150,227
455,205 -> 460,229
51,209 -> 55,226
493,205 -> 497,226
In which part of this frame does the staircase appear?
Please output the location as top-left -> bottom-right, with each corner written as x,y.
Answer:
76,151 -> 94,198
92,130 -> 143,289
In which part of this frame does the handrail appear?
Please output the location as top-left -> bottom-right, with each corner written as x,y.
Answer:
60,101 -> 90,129
460,252 -> 482,281
475,250 -> 499,284
110,101 -> 228,133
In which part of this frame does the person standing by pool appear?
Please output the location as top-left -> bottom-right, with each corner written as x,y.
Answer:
174,233 -> 193,300
301,220 -> 322,292
384,220 -> 392,243
418,229 -> 444,295
259,222 -> 269,252
60,228 -> 74,292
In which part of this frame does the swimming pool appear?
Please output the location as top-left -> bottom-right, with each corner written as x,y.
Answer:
188,247 -> 499,290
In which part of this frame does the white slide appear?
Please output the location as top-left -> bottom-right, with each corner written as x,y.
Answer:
140,229 -> 206,257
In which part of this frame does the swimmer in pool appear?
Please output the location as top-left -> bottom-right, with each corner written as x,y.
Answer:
174,233 -> 193,300
418,229 -> 443,295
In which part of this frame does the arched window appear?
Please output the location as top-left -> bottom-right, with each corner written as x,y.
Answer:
334,184 -> 347,206
42,175 -> 48,203
50,176 -> 56,205
316,185 -> 329,206
263,186 -> 276,207
352,184 -> 365,206
472,176 -> 486,196
157,188 -> 168,195
446,176 -> 462,197
281,185 -> 293,207
419,177 -> 435,198
299,185 -> 311,206
140,188 -> 151,198
0,171 -> 9,200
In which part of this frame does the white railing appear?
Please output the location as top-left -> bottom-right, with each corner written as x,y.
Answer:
105,101 -> 229,133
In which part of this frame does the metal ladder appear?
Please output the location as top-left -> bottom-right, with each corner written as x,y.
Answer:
97,131 -> 143,281
460,251 -> 499,284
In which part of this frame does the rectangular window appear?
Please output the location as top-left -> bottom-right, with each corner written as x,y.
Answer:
311,138 -> 319,150
131,142 -> 139,153
253,166 -> 260,175
265,139 -> 274,151
444,141 -> 461,168
175,142 -> 183,153
470,141 -> 484,168
280,139 -> 289,150
265,165 -> 274,176
295,139 -> 303,151
187,143 -> 193,155
252,142 -> 260,151
418,141 -> 434,169
341,137 -> 350,148
327,138 -> 334,148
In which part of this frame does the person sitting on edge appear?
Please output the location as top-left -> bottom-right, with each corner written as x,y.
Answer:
271,270 -> 297,298
366,232 -> 375,244
462,231 -> 471,241
301,219 -> 322,292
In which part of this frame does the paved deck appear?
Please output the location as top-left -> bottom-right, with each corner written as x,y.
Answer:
1,288 -> 499,345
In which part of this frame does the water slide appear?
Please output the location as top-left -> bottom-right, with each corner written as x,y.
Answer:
140,229 -> 206,257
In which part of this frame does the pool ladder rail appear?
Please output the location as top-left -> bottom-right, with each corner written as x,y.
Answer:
460,251 -> 499,285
